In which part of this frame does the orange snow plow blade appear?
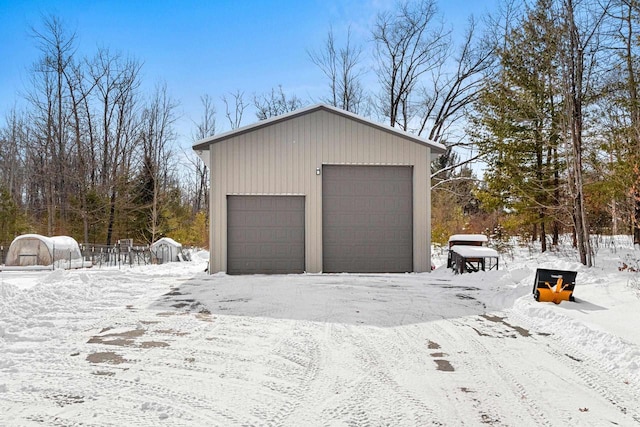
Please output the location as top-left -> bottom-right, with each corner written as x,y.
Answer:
533,269 -> 577,304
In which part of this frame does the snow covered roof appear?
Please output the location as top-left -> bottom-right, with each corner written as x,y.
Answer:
450,245 -> 499,258
448,234 -> 489,243
151,237 -> 182,248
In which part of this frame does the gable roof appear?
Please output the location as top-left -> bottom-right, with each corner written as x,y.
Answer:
192,104 -> 447,154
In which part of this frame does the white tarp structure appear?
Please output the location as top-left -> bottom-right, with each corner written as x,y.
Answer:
3,234 -> 84,270
150,237 -> 183,264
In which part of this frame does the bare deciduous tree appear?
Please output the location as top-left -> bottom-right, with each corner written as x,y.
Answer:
28,15 -> 77,235
254,85 -> 304,120
0,109 -> 27,203
372,0 -> 450,130
417,16 -> 494,143
88,48 -> 143,245
222,90 -> 247,130
308,27 -> 366,113
560,0 -> 609,266
189,94 -> 216,215
138,83 -> 179,244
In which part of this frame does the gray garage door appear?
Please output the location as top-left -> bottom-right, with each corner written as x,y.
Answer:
322,165 -> 413,273
227,196 -> 305,274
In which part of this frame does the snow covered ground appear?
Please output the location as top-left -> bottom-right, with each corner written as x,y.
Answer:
1,239 -> 640,426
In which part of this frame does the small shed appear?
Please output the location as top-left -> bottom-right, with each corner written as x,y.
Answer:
150,237 -> 183,264
4,234 -> 83,269
447,234 -> 499,273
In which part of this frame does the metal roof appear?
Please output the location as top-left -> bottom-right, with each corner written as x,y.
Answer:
192,103 -> 447,154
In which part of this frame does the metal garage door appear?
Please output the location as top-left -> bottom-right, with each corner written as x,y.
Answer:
322,165 -> 413,273
227,196 -> 305,274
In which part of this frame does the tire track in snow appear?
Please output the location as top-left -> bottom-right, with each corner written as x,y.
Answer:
429,321 -> 533,426
319,324 -> 445,426
545,343 -> 640,424
505,310 -> 640,424
317,325 -> 398,426
21,311 -> 253,426
5,364 -> 220,426
437,319 -> 554,426
83,363 -> 246,425
253,322 -> 321,426
145,312 -> 323,426
23,414 -> 91,426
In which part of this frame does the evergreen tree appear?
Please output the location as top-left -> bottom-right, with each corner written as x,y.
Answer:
472,0 -> 564,252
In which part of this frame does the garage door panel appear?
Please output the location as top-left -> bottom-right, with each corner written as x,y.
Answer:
227,196 -> 305,274
369,214 -> 386,227
323,165 -> 412,273
276,211 -> 304,226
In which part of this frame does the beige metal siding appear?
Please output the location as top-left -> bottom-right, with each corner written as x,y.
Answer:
209,109 -> 433,273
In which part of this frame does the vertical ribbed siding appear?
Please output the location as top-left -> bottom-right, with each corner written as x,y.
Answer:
209,109 -> 434,273
425,148 -> 432,272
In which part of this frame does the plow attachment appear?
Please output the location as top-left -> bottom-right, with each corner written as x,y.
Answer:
533,269 -> 577,304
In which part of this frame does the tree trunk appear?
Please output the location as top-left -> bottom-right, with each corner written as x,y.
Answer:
553,149 -> 560,246
565,0 -> 592,266
634,191 -> 640,247
151,176 -> 159,244
540,211 -> 547,252
47,181 -> 54,236
622,1 -> 640,247
106,189 -> 117,246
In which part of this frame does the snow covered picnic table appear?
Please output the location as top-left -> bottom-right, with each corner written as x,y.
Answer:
449,245 -> 500,273
449,245 -> 499,259
446,234 -> 499,273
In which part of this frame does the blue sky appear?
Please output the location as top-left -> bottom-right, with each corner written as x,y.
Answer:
0,0 -> 498,152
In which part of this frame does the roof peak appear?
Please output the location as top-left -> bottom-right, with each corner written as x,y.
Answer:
192,103 -> 446,154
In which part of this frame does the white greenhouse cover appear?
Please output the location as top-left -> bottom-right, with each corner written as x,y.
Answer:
50,236 -> 83,256
4,234 -> 84,270
11,233 -> 53,250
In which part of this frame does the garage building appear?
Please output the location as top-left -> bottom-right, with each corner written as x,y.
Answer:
193,104 -> 446,274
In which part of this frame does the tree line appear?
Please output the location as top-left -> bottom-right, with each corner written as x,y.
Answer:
0,16 -> 202,247
2,1 -> 640,266
471,0 -> 640,266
